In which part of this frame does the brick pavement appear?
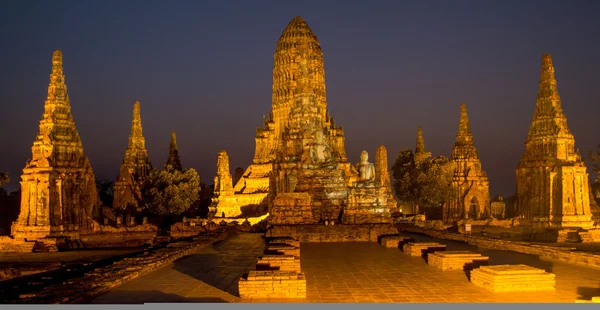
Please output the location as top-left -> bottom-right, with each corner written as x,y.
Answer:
90,232 -> 600,303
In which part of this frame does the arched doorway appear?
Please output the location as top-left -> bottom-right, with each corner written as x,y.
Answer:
469,197 -> 479,219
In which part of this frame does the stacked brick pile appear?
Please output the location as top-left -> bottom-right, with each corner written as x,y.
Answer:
402,242 -> 446,257
238,236 -> 306,300
428,251 -> 489,271
14,229 -> 231,304
470,264 -> 556,292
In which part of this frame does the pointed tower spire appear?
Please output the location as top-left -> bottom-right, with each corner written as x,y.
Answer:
523,53 -> 575,161
166,131 -> 182,170
128,101 -> 145,149
13,50 -> 100,233
415,126 -> 426,154
113,101 -> 152,210
452,103 -> 478,160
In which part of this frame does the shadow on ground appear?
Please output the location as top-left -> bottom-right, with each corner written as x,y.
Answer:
171,233 -> 265,297
91,290 -> 230,303
577,285 -> 600,300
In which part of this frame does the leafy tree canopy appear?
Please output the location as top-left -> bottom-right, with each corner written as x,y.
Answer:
141,165 -> 201,216
391,149 -> 454,211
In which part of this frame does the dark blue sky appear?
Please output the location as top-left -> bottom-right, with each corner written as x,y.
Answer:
1,0 -> 599,197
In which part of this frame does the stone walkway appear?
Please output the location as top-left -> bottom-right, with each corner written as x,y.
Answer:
91,233 -> 265,303
90,233 -> 600,303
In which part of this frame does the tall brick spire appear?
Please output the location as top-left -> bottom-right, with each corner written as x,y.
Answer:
166,131 -> 182,170
523,53 -> 575,161
452,103 -> 478,160
113,101 -> 152,210
13,50 -> 100,237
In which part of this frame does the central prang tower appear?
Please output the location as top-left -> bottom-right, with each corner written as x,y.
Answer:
211,16 -> 396,224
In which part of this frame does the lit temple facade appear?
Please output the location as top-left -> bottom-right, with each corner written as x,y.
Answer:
212,16 -> 397,223
112,101 -> 152,211
12,50 -> 101,240
445,103 -> 490,223
515,54 -> 594,229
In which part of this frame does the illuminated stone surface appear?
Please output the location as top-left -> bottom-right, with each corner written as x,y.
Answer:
238,270 -> 307,299
90,234 -> 600,303
256,255 -> 301,272
515,54 -> 594,229
445,103 -> 491,222
113,101 -> 152,212
379,235 -> 413,249
226,17 -> 394,225
402,242 -> 447,257
428,251 -> 489,271
11,50 -> 100,240
210,150 -> 242,218
470,264 -> 556,292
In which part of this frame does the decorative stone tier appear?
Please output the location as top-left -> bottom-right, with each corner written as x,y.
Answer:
470,264 -> 556,292
265,244 -> 300,257
256,255 -> 301,273
428,251 -> 489,271
379,235 -> 414,249
402,242 -> 447,257
265,224 -> 398,242
268,237 -> 300,248
238,270 -> 307,299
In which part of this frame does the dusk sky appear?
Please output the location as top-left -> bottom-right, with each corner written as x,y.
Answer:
1,0 -> 599,197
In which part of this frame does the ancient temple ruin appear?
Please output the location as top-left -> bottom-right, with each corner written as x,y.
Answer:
113,101 -> 152,211
11,50 -> 101,240
215,16 -> 395,225
515,54 -> 594,229
165,131 -> 182,170
210,150 -> 241,218
445,103 -> 490,222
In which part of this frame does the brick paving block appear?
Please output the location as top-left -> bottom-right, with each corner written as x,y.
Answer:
402,242 -> 447,257
256,255 -> 301,272
470,264 -> 556,292
269,237 -> 300,248
428,251 -> 489,271
265,244 -> 300,257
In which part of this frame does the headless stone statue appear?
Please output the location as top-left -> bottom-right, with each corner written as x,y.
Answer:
356,150 -> 376,184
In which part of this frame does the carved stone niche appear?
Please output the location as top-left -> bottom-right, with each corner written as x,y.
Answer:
103,218 -> 109,225
116,216 -> 123,227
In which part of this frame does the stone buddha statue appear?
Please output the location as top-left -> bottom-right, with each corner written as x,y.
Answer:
355,150 -> 376,185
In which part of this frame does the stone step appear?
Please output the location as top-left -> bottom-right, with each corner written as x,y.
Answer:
470,264 -> 556,292
402,242 -> 447,257
428,251 -> 489,271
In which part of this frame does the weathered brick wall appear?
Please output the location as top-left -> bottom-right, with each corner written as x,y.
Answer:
269,193 -> 317,225
238,270 -> 306,299
266,224 -> 397,242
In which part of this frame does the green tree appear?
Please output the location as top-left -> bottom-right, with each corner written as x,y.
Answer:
391,149 -> 454,212
141,165 -> 201,220
0,172 -> 9,188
